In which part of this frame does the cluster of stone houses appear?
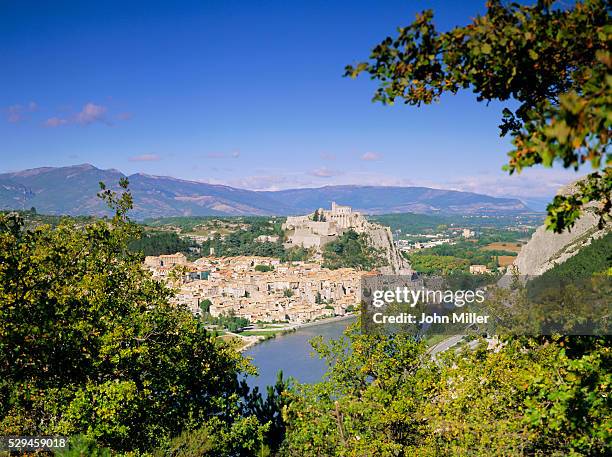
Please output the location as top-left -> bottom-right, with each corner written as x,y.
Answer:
142,202 -> 415,323
144,254 -> 366,324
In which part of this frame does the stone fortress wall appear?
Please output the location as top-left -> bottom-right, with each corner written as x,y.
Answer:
144,252 -> 188,268
283,202 -> 411,274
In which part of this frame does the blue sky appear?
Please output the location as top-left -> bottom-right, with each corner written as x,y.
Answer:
0,0 -> 581,203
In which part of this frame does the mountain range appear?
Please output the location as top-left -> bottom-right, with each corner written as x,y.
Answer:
0,164 -> 531,219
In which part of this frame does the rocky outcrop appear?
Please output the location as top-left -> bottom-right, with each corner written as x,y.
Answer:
283,202 -> 412,274
505,181 -> 610,279
363,223 -> 412,275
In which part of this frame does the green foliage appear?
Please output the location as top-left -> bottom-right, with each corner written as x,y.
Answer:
346,0 -> 611,232
153,417 -> 270,457
371,213 -> 539,240
0,181 -> 264,454
443,270 -> 501,290
279,246 -> 311,262
144,215 -> 284,233
255,264 -> 274,272
521,336 -> 611,454
144,215 -> 222,231
203,312 -> 250,332
128,231 -> 196,257
283,288 -> 294,298
144,216 -> 298,260
155,372 -> 291,457
282,321 -> 611,456
0,209 -> 97,230
369,213 -> 455,234
245,371 -> 292,455
282,327 -> 428,456
546,170 -> 612,232
533,231 -> 612,282
408,239 -> 516,273
477,229 -> 530,244
199,298 -> 213,314
56,434 -> 112,457
322,230 -> 386,270
407,253 -> 469,274
202,222 -> 285,258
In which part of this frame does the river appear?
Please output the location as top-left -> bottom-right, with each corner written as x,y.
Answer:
243,317 -> 356,393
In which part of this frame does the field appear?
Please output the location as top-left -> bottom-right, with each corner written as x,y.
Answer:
497,255 -> 517,267
481,242 -> 523,253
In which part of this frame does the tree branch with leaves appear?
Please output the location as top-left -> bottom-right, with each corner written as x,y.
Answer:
346,0 -> 611,232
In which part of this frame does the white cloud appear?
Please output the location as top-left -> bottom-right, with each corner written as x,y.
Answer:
75,103 -> 108,125
309,167 -> 340,178
440,168 -> 583,199
213,174 -> 300,191
361,152 -> 381,161
42,102 -> 130,127
197,166 -> 584,199
6,102 -> 38,123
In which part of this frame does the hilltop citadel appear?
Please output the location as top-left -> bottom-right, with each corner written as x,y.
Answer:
144,202 -> 409,325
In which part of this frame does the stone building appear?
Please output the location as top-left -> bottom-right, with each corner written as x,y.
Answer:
283,202 -> 360,250
469,264 -> 490,274
322,202 -> 367,230
144,252 -> 187,268
282,202 -> 412,274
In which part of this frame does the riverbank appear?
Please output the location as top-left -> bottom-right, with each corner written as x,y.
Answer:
231,313 -> 357,352
293,313 -> 357,329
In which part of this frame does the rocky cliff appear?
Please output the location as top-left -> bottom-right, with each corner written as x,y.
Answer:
506,181 -> 610,278
363,223 -> 412,275
284,202 -> 412,274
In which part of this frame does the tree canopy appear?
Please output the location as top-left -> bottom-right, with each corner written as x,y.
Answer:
0,180 -> 279,455
128,231 -> 196,257
322,229 -> 386,270
1,180 -> 610,456
346,0 -> 611,233
282,323 -> 611,456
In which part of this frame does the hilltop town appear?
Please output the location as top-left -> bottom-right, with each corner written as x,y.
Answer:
145,202 -> 544,334
143,203 -> 402,331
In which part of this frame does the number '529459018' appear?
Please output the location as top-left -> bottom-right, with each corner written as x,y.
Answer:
1,436 -> 68,451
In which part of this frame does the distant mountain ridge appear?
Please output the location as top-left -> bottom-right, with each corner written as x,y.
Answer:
260,186 -> 528,215
0,164 -> 531,219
